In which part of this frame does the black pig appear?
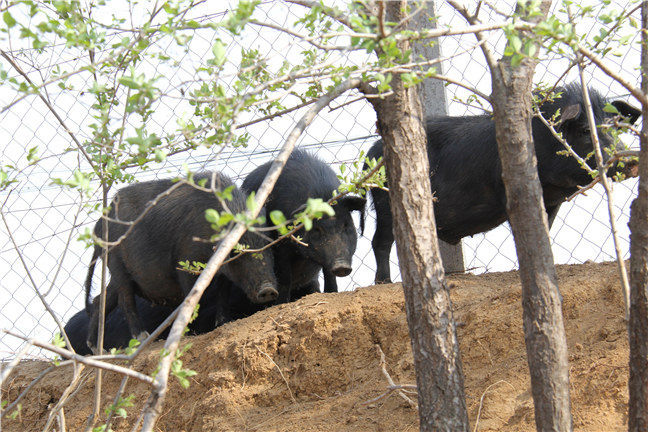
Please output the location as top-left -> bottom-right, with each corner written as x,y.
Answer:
242,150 -> 365,298
364,83 -> 641,283
85,172 -> 278,351
67,277 -> 247,355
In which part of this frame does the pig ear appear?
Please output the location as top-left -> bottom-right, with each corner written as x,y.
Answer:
611,100 -> 642,125
560,104 -> 581,125
338,196 -> 366,213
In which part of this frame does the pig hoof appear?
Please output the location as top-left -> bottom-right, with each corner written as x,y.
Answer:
87,341 -> 99,355
136,331 -> 150,342
257,286 -> 279,303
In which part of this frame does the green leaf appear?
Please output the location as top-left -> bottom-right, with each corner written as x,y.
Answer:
118,76 -> 140,90
26,146 -> 39,163
8,404 -> 21,420
246,191 -> 257,213
3,11 -> 16,28
154,149 -> 166,162
270,210 -> 286,226
302,216 -> 312,231
510,35 -> 522,53
216,185 -> 234,201
305,198 -> 335,217
212,39 -> 227,66
51,332 -> 65,348
603,103 -> 620,115
523,41 -> 536,58
205,209 -> 220,223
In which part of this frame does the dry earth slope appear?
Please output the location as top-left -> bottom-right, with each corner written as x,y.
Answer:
2,261 -> 631,431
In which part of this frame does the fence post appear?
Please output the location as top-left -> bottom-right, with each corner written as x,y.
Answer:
408,1 -> 465,273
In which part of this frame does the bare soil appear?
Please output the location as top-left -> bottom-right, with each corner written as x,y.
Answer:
2,261 -> 631,431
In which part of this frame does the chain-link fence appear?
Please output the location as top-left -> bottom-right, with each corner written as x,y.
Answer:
0,1 -> 640,359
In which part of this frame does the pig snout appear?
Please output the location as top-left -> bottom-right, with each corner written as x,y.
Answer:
331,259 -> 352,277
255,282 -> 279,303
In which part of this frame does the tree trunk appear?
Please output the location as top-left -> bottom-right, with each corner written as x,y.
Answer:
364,2 -> 470,430
407,0 -> 465,274
628,3 -> 648,430
490,2 -> 572,430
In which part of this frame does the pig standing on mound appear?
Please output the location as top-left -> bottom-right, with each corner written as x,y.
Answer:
363,83 -> 641,284
242,150 -> 365,299
85,172 -> 278,352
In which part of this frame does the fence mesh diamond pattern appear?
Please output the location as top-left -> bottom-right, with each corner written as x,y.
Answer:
0,1 -> 640,358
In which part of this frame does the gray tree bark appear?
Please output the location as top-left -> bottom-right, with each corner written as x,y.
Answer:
407,1 -> 465,274
628,3 -> 648,430
362,2 -> 470,430
489,1 -> 573,430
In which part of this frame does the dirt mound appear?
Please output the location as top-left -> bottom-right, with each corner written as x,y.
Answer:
2,261 -> 630,431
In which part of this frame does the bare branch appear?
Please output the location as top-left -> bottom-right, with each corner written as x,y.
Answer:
0,50 -> 97,171
284,0 -> 352,28
93,181 -> 185,249
0,343 -> 30,386
572,10 -> 631,319
42,364 -> 86,432
447,0 -> 498,73
578,44 -> 648,107
1,364 -> 56,417
2,330 -> 154,385
0,206 -> 73,350
473,380 -> 516,432
372,344 -> 417,408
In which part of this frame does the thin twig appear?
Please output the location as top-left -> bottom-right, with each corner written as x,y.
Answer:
473,380 -> 515,432
0,344 -> 30,385
2,330 -> 154,385
0,207 -> 73,349
255,346 -> 296,403
42,364 -> 86,432
447,0 -> 498,73
93,181 -> 185,249
1,365 -> 55,417
374,344 -> 417,408
578,44 -> 648,107
0,50 -> 96,170
103,376 -> 130,431
57,407 -> 67,432
362,384 -> 418,406
572,5 -> 631,321
566,151 -> 639,202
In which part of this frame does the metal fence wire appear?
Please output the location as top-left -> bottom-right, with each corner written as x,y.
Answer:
0,1 -> 641,358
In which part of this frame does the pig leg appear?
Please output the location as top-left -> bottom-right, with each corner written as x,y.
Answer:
294,278 -> 321,299
323,269 -> 338,293
87,285 -> 119,353
114,274 -> 148,344
274,246 -> 293,303
546,204 -> 561,230
371,187 -> 394,284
